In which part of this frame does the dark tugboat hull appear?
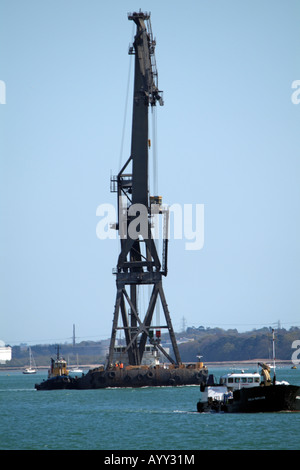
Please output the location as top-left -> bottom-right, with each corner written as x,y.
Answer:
227,385 -> 300,413
35,366 -> 208,390
197,385 -> 300,413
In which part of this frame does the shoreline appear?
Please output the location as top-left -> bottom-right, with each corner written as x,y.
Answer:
204,359 -> 294,366
0,359 -> 296,372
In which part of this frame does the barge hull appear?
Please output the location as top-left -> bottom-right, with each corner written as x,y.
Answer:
35,366 -> 208,390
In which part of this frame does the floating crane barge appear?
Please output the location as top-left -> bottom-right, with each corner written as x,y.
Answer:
35,11 -> 207,391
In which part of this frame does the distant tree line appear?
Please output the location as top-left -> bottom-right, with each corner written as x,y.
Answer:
177,326 -> 300,362
2,326 -> 300,367
6,341 -> 108,368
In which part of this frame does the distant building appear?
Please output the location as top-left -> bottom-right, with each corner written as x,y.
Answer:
0,340 -> 12,364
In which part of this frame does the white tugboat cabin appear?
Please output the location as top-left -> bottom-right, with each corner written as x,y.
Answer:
220,371 -> 260,390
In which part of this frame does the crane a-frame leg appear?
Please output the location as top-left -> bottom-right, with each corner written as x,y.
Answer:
107,277 -> 181,367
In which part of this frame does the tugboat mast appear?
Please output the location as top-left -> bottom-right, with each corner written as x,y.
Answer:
272,328 -> 276,383
107,11 -> 181,368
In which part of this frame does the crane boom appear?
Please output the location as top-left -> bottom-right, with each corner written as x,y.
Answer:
129,11 -> 163,207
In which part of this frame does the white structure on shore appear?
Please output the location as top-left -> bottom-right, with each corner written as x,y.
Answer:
0,340 -> 12,364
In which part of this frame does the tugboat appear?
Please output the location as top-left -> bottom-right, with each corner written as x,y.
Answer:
35,346 -> 78,390
197,331 -> 300,413
197,365 -> 300,413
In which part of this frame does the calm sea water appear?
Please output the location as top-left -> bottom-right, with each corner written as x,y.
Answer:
0,366 -> 299,450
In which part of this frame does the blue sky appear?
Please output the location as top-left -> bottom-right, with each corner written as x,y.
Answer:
1,0 -> 300,345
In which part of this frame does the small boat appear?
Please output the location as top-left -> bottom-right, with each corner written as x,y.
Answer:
291,365 -> 297,369
69,367 -> 83,374
69,354 -> 83,375
197,331 -> 300,413
23,347 -> 37,374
